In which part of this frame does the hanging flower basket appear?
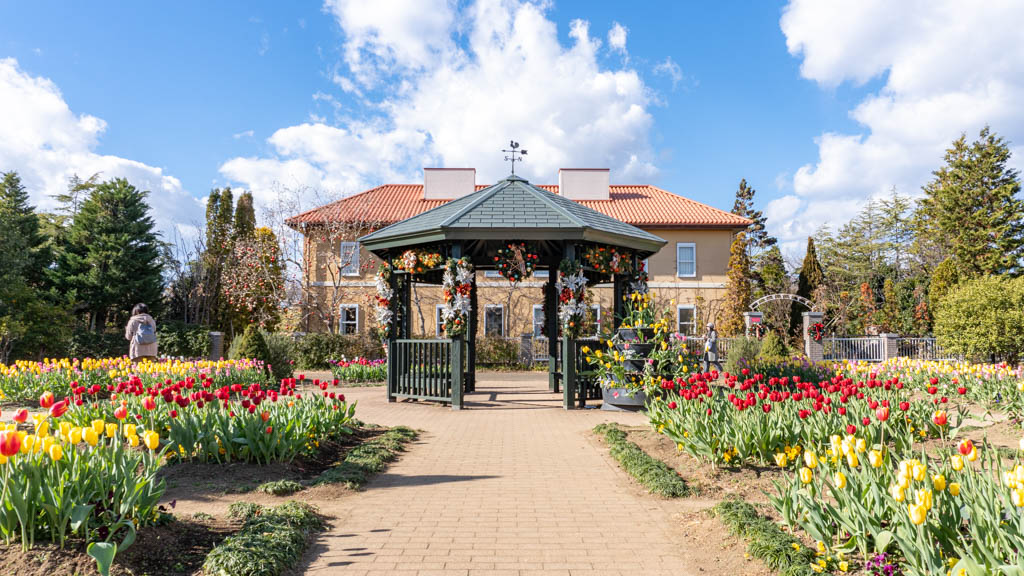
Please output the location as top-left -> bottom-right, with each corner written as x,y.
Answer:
493,242 -> 539,284
440,257 -> 474,337
582,246 -> 633,275
392,249 -> 443,274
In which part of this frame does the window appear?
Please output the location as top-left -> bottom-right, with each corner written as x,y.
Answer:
484,270 -> 502,278
435,305 -> 445,338
532,305 -> 545,338
339,304 -> 359,334
641,258 -> 649,275
676,243 -> 696,277
677,305 -> 696,335
534,270 -> 549,278
339,242 -> 360,276
587,304 -> 602,337
484,305 -> 505,337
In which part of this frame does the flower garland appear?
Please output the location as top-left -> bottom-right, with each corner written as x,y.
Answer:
812,322 -> 825,342
373,264 -> 394,335
391,249 -> 443,274
582,246 -> 633,275
629,258 -> 649,295
493,242 -> 538,284
440,257 -> 474,337
556,259 -> 588,339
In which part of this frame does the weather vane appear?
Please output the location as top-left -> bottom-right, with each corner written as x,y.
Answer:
502,140 -> 527,175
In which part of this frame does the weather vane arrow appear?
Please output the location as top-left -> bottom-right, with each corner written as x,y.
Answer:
502,140 -> 527,175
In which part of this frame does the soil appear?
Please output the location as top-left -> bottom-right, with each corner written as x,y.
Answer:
0,515 -> 238,576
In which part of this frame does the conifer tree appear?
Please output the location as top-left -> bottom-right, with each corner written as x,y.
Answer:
790,237 -> 823,335
731,179 -> 775,252
233,191 -> 256,240
721,231 -> 752,336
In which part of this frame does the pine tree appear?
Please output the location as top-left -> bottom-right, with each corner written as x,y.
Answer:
731,179 -> 775,252
757,245 -> 789,332
56,178 -> 164,331
233,191 -> 256,240
919,127 -> 1024,277
790,237 -> 823,335
720,231 -> 752,336
0,171 -> 50,286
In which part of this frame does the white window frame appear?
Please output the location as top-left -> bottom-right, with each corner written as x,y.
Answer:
339,304 -> 360,335
589,304 -> 602,337
676,242 -> 696,278
677,305 -> 696,336
339,242 -> 361,276
484,304 -> 505,337
532,304 -> 545,339
435,305 -> 445,338
483,270 -> 503,278
533,270 -> 549,278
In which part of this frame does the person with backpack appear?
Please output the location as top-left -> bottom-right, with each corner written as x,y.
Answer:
702,321 -> 722,375
125,303 -> 158,362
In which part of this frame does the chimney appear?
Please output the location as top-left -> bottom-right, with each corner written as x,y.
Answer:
423,168 -> 476,199
558,168 -> 610,200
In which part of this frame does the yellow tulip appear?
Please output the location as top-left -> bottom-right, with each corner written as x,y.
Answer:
804,451 -> 818,469
774,453 -> 788,467
912,463 -> 927,482
800,467 -> 813,484
949,482 -> 960,496
128,434 -> 139,448
951,454 -> 964,471
22,434 -> 36,454
890,484 -> 906,502
48,444 -> 63,461
59,422 -> 71,438
932,474 -> 946,492
869,450 -> 883,468
967,445 -> 978,462
847,452 -> 859,468
84,428 -> 99,447
908,503 -> 927,525
105,423 -> 118,438
70,427 -> 82,444
0,454 -> 7,465
1013,489 -> 1024,508
915,489 -> 933,510
124,424 -> 137,438
91,419 -> 104,435
144,431 -> 160,450
834,471 -> 847,489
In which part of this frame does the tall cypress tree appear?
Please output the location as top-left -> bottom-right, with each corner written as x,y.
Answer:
56,178 -> 163,331
0,171 -> 50,285
790,237 -> 823,336
919,127 -> 1024,277
720,231 -> 752,336
731,179 -> 775,252
233,191 -> 256,240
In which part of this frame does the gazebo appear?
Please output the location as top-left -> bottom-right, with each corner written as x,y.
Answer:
359,174 -> 666,410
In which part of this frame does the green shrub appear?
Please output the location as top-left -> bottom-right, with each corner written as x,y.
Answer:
475,336 -> 522,368
65,329 -> 126,359
757,330 -> 788,362
261,331 -> 296,381
157,321 -> 211,358
593,423 -> 689,498
205,501 -> 322,576
256,479 -> 304,496
725,337 -> 761,375
233,325 -> 270,362
712,499 -> 816,575
315,426 -> 418,489
294,332 -> 383,369
935,275 -> 1024,362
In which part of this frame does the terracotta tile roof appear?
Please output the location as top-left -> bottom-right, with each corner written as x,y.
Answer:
287,183 -> 750,229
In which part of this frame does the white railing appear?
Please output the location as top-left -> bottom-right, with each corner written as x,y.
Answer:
897,338 -> 958,361
824,337 -> 884,362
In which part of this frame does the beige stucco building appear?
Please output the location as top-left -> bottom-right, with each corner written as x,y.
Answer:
287,169 -> 749,340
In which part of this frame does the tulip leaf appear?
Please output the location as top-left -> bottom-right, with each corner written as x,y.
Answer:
70,504 -> 94,531
87,541 -> 117,576
951,557 -> 986,576
873,530 -> 893,554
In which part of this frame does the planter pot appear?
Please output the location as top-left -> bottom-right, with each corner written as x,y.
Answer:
601,386 -> 648,412
622,358 -> 649,372
617,327 -> 655,342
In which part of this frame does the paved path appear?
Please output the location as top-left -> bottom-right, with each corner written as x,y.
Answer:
305,372 -> 695,576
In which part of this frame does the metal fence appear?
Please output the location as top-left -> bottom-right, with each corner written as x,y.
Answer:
823,337 -> 884,362
897,338 -> 958,361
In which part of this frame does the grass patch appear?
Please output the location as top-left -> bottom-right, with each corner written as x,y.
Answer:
204,501 -> 323,576
593,423 -> 689,497
711,499 -> 818,576
256,479 -> 304,496
315,426 -> 418,489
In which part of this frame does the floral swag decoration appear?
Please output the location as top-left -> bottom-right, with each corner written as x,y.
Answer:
556,259 -> 588,339
811,322 -> 825,342
374,264 -> 394,335
582,246 -> 633,275
629,258 -> 649,295
392,249 -> 443,274
493,242 -> 539,284
441,257 -> 474,337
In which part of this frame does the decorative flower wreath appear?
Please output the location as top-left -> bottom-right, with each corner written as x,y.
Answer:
556,259 -> 589,339
493,242 -> 539,284
812,322 -> 825,342
391,249 -> 444,274
582,246 -> 633,275
374,264 -> 394,335
440,257 -> 474,337
629,258 -> 649,296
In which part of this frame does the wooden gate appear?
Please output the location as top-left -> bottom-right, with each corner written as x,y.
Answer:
387,338 -> 467,409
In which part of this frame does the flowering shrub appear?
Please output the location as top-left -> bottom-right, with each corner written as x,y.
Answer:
330,357 -> 386,382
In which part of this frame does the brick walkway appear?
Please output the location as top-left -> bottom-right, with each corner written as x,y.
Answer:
304,372 -> 698,576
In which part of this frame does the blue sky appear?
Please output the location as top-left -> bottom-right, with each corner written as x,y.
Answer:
1,1 -> 1021,254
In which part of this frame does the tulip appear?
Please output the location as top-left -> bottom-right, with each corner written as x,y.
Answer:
800,466 -> 813,484
967,445 -> 978,462
912,463 -> 927,482
49,400 -> 69,418
128,434 -> 139,447
908,503 -> 927,525
143,397 -> 157,411
869,450 -> 883,468
774,453 -> 788,467
143,431 -> 160,450
124,424 -> 137,437
70,427 -> 82,444
84,428 -> 99,446
949,482 -> 960,496
39,391 -> 55,409
48,444 -> 63,461
13,409 -> 28,423
846,424 -> 856,435
91,419 -> 104,435
1012,489 -> 1024,508
105,423 -> 118,438
932,474 -> 946,492
899,402 -> 909,412
114,406 -> 128,420
951,454 -> 964,471
834,471 -> 847,489
875,406 -> 889,422
266,426 -> 273,434
847,452 -> 859,468
804,451 -> 818,469
890,484 -> 905,502
0,431 -> 21,457
959,439 -> 973,456
932,410 -> 947,426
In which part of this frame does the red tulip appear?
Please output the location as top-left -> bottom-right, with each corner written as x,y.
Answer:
114,405 -> 128,420
39,391 -> 55,409
668,401 -> 677,410
927,386 -> 938,395
862,416 -> 871,426
929,377 -> 939,386
762,403 -> 771,414
959,439 -> 973,456
169,410 -> 178,418
13,409 -> 28,423
142,397 -> 156,411
899,402 -> 910,412
265,426 -> 273,434
957,387 -> 967,395
0,431 -> 21,457
48,400 -> 69,418
261,411 -> 270,422
875,406 -> 890,422
846,424 -> 856,435
933,411 -> 948,426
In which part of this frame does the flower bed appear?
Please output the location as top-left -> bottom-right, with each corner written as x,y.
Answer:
330,357 -> 386,383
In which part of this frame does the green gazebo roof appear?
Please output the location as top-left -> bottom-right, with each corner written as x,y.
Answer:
358,175 -> 667,255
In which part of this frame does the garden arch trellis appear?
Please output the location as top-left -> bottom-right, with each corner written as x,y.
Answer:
358,174 -> 666,410
749,293 -> 816,312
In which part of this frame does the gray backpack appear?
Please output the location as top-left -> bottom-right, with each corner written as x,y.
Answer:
134,322 -> 157,345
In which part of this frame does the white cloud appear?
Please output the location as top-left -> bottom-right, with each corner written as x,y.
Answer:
0,58 -> 203,240
777,0 -> 1024,250
608,22 -> 627,55
223,0 -> 658,203
652,57 -> 682,90
232,129 -> 255,139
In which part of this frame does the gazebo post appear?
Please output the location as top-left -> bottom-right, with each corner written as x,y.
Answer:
467,275 -> 477,393
386,252 -> 398,403
562,244 -> 576,410
450,242 -> 466,409
545,255 -> 559,393
613,274 -> 625,331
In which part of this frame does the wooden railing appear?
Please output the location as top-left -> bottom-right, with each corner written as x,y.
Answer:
387,338 -> 465,409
